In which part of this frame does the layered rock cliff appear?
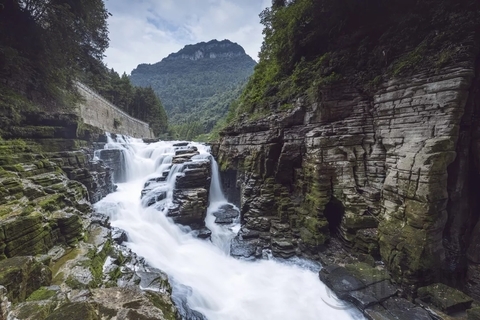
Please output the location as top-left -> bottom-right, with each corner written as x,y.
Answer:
0,104 -> 178,318
215,51 -> 480,298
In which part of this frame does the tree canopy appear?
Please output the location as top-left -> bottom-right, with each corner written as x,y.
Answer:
0,0 -> 109,104
0,0 -> 168,136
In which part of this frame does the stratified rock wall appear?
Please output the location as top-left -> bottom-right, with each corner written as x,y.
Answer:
215,57 -> 480,289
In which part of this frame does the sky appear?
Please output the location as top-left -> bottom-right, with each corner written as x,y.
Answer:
103,0 -> 271,75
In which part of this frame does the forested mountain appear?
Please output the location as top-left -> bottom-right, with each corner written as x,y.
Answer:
130,39 -> 256,140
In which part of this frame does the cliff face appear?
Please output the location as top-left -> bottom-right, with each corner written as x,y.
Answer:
163,39 -> 247,61
215,54 -> 480,293
0,104 -> 178,318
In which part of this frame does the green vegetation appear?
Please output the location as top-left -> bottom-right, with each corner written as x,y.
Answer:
81,68 -> 168,136
0,1 -> 168,137
130,39 -> 256,140
223,0 -> 480,123
0,0 -> 109,107
27,287 -> 57,301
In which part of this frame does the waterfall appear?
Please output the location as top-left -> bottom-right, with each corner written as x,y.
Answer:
94,136 -> 363,320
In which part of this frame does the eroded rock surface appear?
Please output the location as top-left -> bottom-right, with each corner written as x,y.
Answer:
215,57 -> 480,292
141,145 -> 211,231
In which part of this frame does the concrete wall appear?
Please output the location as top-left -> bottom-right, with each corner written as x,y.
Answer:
76,82 -> 154,138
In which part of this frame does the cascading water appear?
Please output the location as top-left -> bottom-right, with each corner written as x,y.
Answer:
94,135 -> 364,320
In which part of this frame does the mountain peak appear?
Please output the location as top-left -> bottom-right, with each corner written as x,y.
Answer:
164,39 -> 248,61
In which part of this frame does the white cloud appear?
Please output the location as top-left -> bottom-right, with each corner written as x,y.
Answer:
103,0 -> 271,74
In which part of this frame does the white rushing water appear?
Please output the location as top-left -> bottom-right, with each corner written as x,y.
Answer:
94,135 -> 363,320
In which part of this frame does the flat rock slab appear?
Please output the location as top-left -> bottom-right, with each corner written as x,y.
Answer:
417,283 -> 473,314
319,265 -> 366,299
345,263 -> 391,286
319,263 -> 436,320
346,280 -> 397,311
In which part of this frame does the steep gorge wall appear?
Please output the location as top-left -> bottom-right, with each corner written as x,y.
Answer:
76,82 -> 154,139
215,55 -> 480,294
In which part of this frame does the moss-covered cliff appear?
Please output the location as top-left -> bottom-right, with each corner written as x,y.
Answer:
215,0 -> 480,299
0,98 -> 177,318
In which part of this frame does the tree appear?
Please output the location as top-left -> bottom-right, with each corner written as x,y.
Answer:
0,0 -> 109,103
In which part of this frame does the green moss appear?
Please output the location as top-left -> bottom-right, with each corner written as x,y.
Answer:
21,205 -> 35,216
45,302 -> 99,320
27,287 -> 57,301
50,248 -> 81,280
38,195 -> 63,212
145,291 -> 179,320
108,266 -> 122,283
418,283 -> 473,314
15,301 -> 57,320
13,164 -> 25,173
51,272 -> 64,286
392,42 -> 427,76
345,263 -> 391,284
467,307 -> 480,320
65,275 -> 85,290
435,47 -> 456,68
86,239 -> 112,288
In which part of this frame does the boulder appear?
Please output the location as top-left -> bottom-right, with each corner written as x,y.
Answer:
212,204 -> 239,224
167,189 -> 208,229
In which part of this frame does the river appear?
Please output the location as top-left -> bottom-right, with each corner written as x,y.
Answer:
94,135 -> 363,320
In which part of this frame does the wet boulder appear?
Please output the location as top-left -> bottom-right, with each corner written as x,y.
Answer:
172,147 -> 200,164
175,160 -> 211,189
212,204 -> 239,224
167,189 -> 208,229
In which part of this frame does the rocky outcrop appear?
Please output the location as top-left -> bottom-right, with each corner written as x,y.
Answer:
0,106 -> 177,318
215,54 -> 480,293
320,261 -> 480,319
141,145 -> 211,231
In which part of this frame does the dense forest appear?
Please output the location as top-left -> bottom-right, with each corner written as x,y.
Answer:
0,0 -> 168,136
226,0 -> 480,121
130,40 -> 255,140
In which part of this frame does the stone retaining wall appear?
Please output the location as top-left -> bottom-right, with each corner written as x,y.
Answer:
76,82 -> 154,138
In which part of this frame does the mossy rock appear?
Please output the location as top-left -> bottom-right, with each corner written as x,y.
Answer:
145,291 -> 179,320
344,263 -> 391,286
11,300 -> 57,320
0,256 -> 52,303
37,194 -> 64,212
27,287 -> 57,301
45,302 -> 100,320
467,307 -> 480,320
299,216 -> 329,248
343,215 -> 378,230
417,283 -> 473,314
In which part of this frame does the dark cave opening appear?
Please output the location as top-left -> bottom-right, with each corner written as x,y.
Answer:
324,197 -> 345,236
